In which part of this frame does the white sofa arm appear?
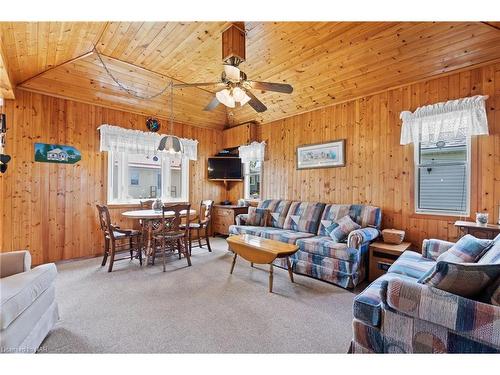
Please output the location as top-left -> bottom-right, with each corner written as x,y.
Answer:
0,251 -> 32,278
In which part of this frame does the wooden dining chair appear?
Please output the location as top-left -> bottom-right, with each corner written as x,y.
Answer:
184,200 -> 214,254
139,200 -> 155,209
96,204 -> 142,272
152,204 -> 192,271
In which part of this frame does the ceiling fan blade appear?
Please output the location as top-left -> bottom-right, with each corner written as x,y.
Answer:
203,96 -> 220,111
174,82 -> 225,89
247,81 -> 293,94
245,90 -> 267,113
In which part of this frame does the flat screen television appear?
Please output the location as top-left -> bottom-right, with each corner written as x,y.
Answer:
208,157 -> 243,180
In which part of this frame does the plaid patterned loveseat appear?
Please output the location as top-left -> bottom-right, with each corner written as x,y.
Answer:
351,237 -> 500,353
228,199 -> 382,289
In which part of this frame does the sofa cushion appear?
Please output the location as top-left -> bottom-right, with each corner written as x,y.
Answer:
478,235 -> 500,264
259,228 -> 315,244
283,201 -> 326,234
353,273 -> 416,327
326,215 -> 361,243
436,234 -> 492,263
317,204 -> 351,236
317,204 -> 381,236
246,207 -> 269,227
296,236 -> 360,262
0,263 -> 57,330
418,261 -> 500,298
257,199 -> 292,229
228,225 -> 269,237
388,251 -> 436,279
348,204 -> 382,229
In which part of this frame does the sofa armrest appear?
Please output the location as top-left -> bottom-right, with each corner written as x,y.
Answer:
0,251 -> 32,278
422,239 -> 455,261
348,227 -> 380,249
235,214 -> 248,226
381,278 -> 500,348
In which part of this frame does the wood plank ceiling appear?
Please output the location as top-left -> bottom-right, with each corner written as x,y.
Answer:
1,21 -> 500,129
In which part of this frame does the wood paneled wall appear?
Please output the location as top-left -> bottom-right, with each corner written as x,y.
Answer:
0,89 -> 226,265
257,63 -> 500,249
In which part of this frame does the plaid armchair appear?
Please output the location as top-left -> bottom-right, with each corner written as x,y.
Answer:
351,238 -> 500,353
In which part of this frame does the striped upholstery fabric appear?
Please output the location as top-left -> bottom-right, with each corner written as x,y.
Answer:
228,225 -> 269,237
348,204 -> 382,229
388,251 -> 436,279
296,236 -> 357,261
326,215 -> 361,242
257,199 -> 292,229
352,318 -> 383,353
351,237 -> 500,353
246,207 -> 268,226
293,250 -> 367,289
384,278 -> 500,352
479,235 -> 500,264
422,238 -> 456,261
259,228 -> 315,244
436,234 -> 492,263
317,204 -> 381,236
283,201 -> 326,234
348,227 -> 380,249
317,204 -> 351,236
418,261 -> 500,298
293,249 -> 360,275
353,273 -> 416,327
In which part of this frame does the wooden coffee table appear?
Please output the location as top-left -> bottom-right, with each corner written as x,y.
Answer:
226,234 -> 299,293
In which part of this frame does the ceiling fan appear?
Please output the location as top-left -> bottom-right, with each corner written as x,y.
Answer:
174,24 -> 293,113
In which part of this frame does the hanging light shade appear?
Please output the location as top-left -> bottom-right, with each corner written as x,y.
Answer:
158,135 -> 183,154
216,89 -> 235,108
158,81 -> 184,155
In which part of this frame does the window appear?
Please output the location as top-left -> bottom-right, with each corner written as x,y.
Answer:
415,136 -> 470,216
244,160 -> 262,200
108,152 -> 189,204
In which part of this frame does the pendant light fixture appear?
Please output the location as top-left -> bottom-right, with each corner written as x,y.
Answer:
158,82 -> 183,155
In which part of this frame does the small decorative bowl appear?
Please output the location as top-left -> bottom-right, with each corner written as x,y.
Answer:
476,212 -> 489,225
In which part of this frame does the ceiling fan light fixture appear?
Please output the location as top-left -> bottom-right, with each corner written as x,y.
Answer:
223,64 -> 241,82
239,92 -> 251,106
231,87 -> 246,102
216,89 -> 235,108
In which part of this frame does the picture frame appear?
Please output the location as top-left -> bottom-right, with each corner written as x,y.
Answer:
296,139 -> 346,170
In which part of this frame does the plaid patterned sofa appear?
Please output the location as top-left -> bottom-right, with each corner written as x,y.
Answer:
351,237 -> 500,353
228,199 -> 382,289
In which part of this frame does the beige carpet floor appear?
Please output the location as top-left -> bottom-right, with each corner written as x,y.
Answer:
40,238 -> 356,353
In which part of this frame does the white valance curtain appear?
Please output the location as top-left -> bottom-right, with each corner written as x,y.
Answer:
98,124 -> 198,160
400,95 -> 489,145
238,141 -> 266,163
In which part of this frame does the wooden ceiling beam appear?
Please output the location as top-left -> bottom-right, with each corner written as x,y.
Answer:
0,40 -> 15,99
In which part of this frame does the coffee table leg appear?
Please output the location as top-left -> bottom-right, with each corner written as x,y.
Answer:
269,263 -> 273,293
230,253 -> 238,274
286,257 -> 294,283
251,262 -> 254,267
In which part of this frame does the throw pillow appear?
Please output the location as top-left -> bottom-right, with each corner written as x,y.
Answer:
478,236 -> 500,264
418,261 -> 500,298
326,215 -> 361,243
436,234 -> 493,263
246,207 -> 269,227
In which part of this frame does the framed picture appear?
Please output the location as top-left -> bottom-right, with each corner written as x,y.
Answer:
34,143 -> 81,164
296,139 -> 346,170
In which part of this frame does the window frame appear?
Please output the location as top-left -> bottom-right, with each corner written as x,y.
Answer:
413,137 -> 471,217
107,151 -> 189,205
243,160 -> 263,200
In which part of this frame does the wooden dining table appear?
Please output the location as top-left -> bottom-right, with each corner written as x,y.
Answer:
121,209 -> 197,264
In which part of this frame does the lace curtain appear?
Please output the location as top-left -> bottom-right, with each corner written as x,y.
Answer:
238,141 -> 266,163
400,95 -> 489,145
98,124 -> 198,160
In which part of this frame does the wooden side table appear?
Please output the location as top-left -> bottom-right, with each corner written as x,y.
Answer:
368,241 -> 412,282
454,221 -> 500,240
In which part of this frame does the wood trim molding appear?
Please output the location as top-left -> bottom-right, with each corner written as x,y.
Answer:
0,40 -> 14,99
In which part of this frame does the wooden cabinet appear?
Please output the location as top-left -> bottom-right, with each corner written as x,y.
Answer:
368,241 -> 412,282
212,205 -> 249,236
